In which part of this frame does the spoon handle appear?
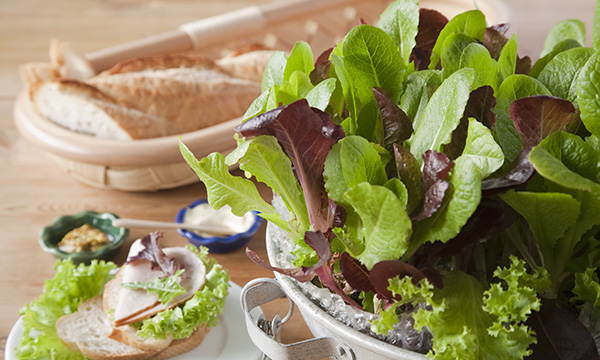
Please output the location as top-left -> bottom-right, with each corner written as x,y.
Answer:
112,218 -> 234,236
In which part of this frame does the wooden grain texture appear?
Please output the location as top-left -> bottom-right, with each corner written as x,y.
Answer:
0,0 -> 597,358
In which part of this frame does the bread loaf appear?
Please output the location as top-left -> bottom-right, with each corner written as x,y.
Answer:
33,80 -> 171,140
21,43 -> 274,140
88,55 -> 261,135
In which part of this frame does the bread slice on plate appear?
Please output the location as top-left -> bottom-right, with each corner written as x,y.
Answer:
55,296 -> 167,360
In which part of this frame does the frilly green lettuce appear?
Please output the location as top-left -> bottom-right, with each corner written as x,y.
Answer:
16,259 -> 116,360
373,257 -> 550,360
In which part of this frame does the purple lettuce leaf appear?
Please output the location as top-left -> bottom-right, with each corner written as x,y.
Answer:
310,47 -> 333,85
516,55 -> 532,75
235,99 -> 344,232
374,87 -> 413,153
314,262 -> 362,308
464,86 -> 498,129
442,116 -> 469,160
410,8 -> 449,70
339,251 -> 374,293
394,144 -> 423,214
526,299 -> 599,360
412,150 -> 453,221
126,232 -> 181,276
510,95 -> 576,148
481,146 -> 535,196
482,27 -> 510,60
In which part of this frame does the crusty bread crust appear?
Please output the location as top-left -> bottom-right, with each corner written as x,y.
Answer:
87,55 -> 261,135
148,326 -> 209,360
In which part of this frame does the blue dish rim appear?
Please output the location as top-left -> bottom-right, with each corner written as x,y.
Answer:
175,199 -> 263,246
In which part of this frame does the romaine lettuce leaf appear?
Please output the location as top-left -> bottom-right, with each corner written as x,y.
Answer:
323,135 -> 388,201
429,9 -> 486,69
576,49 -> 600,136
341,182 -> 412,269
541,19 -> 586,58
377,0 -> 419,66
408,68 -> 474,165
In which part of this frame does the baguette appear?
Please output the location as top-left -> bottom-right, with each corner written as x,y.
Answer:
21,42 -> 272,140
88,55 -> 261,135
33,80 -> 171,140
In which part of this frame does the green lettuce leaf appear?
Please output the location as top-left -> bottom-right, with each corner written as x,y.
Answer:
342,24 -> 406,104
459,43 -> 500,92
16,259 -> 116,360
121,269 -> 186,305
262,50 -> 286,92
461,118 -> 504,178
399,69 -> 441,124
341,182 -> 412,269
483,256 -> 550,336
573,267 -> 600,309
530,39 -> 582,79
541,19 -> 586,58
429,9 -> 486,69
440,33 -> 477,81
411,155 -> 481,246
237,135 -> 309,234
282,41 -> 314,84
384,268 -> 541,360
135,245 -> 230,339
408,68 -> 474,165
180,141 -> 289,231
537,47 -> 595,106
323,135 -> 388,201
576,49 -> 600,136
498,33 -> 518,82
377,0 -> 419,65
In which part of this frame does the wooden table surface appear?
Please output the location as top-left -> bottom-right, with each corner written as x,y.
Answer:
0,0 -> 596,358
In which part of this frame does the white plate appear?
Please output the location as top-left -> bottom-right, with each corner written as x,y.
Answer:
5,282 -> 262,360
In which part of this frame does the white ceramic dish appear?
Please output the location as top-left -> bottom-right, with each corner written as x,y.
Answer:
5,282 -> 262,360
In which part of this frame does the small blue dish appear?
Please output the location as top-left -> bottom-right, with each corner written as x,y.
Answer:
175,199 -> 263,253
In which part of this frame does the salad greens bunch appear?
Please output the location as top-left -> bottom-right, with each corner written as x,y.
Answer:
181,0 -> 600,358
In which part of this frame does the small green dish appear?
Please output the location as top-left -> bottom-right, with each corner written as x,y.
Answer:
39,211 -> 129,264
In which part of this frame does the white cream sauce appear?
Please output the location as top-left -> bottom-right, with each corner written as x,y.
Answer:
183,203 -> 254,237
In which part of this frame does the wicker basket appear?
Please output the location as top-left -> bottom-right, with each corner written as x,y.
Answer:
13,0 -> 512,192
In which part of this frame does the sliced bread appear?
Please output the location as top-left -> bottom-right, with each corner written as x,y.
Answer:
87,55 -> 261,134
33,80 -> 171,140
55,296 -> 162,360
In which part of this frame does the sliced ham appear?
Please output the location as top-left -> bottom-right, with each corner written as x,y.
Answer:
106,240 -> 207,327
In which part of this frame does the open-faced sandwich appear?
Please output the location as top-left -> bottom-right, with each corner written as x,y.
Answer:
15,232 -> 230,360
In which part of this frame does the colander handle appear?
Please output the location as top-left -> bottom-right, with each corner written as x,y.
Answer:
241,278 -> 355,360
